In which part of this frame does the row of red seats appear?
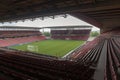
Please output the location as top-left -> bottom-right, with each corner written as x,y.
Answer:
51,35 -> 90,40
105,37 -> 120,80
68,37 -> 101,60
64,29 -> 120,80
0,31 -> 41,38
0,36 -> 46,47
0,48 -> 94,80
51,30 -> 91,34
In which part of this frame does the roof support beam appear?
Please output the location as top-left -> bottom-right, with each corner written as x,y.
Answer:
70,13 -> 103,28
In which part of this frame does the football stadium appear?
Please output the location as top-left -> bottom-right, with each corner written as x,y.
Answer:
10,26 -> 90,58
0,0 -> 120,80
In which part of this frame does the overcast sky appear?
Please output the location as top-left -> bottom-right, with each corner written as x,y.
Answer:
0,15 -> 99,31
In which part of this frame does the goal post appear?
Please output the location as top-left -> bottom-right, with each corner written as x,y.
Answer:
27,45 -> 38,52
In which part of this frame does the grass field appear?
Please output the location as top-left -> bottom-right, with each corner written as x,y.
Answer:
10,40 -> 85,57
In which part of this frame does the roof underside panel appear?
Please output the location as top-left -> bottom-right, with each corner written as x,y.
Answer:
0,0 -> 94,22
0,0 -> 120,31
0,0 -> 119,22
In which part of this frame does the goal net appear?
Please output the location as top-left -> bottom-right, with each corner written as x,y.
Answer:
27,45 -> 38,52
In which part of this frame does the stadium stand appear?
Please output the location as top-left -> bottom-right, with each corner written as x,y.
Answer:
0,31 -> 41,38
0,27 -> 46,47
66,29 -> 120,80
0,29 -> 119,80
0,36 -> 45,47
0,48 -> 95,80
50,26 -> 92,40
51,29 -> 91,40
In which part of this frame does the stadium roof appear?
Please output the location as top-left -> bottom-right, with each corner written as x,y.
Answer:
0,0 -> 119,32
0,0 -> 119,22
0,0 -> 88,22
0,26 -> 41,29
42,25 -> 92,29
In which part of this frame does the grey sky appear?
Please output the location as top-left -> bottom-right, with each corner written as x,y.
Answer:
0,15 -> 99,31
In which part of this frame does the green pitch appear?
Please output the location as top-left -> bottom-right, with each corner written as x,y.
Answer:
10,40 -> 84,57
